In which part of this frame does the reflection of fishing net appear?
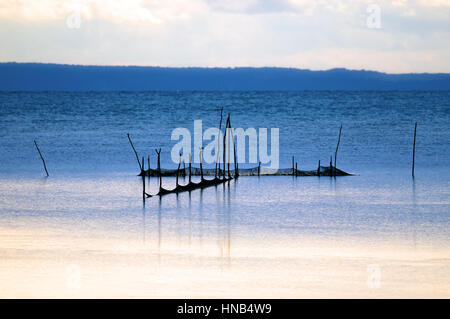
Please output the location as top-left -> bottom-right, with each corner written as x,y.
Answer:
143,165 -> 352,197
145,175 -> 233,197
143,166 -> 351,177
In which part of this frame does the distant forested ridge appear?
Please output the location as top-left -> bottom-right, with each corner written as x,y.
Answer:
1,62 -> 449,91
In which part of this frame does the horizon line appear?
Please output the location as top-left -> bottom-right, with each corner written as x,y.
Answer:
3,61 -> 450,76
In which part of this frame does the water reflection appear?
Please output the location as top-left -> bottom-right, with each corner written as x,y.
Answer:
226,180 -> 231,261
31,172 -> 446,276
142,200 -> 146,245
411,177 -> 417,250
142,179 -> 234,263
188,191 -> 192,246
157,196 -> 162,252
176,192 -> 180,246
38,176 -> 49,184
199,187 -> 204,247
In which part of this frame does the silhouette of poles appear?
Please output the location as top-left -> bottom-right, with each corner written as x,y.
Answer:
317,160 -> 321,177
199,148 -> 204,181
225,114 -> 231,178
329,156 -> 333,177
127,133 -> 142,172
215,107 -> 223,178
412,122 -> 417,177
229,114 -> 238,178
155,148 -> 162,192
234,145 -> 238,178
334,124 -> 342,177
189,153 -> 192,183
34,140 -> 49,177
176,153 -> 182,187
222,115 -> 228,179
292,156 -> 295,176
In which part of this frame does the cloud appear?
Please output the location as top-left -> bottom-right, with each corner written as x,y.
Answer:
0,0 -> 204,24
418,0 -> 450,7
0,0 -> 449,72
206,0 -> 304,14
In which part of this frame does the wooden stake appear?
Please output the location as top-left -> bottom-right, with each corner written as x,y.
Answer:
215,107 -> 223,178
258,161 -> 261,176
295,162 -> 298,177
230,115 -> 238,178
334,124 -> 342,177
317,160 -> 321,177
189,153 -> 192,183
155,148 -> 162,191
292,156 -> 295,176
235,153 -> 239,178
227,115 -> 231,178
412,122 -> 417,177
199,148 -> 204,181
222,115 -> 228,179
330,156 -> 332,177
176,154 -> 181,186
34,140 -> 49,176
127,133 -> 142,170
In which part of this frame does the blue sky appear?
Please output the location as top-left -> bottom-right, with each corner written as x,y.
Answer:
0,0 -> 449,73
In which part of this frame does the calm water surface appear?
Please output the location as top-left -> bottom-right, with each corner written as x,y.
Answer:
0,91 -> 449,297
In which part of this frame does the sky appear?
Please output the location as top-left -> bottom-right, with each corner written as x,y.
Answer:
0,0 -> 449,73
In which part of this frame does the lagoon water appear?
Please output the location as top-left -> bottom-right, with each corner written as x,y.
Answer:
0,91 -> 449,297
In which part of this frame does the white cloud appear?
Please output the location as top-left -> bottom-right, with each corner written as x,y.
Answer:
418,0 -> 450,7
0,0 -> 449,72
0,0 -> 208,24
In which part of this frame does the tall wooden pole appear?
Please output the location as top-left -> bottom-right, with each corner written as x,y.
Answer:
189,153 -> 192,183
176,154 -> 181,186
155,148 -> 162,191
142,175 -> 146,202
229,115 -> 238,178
329,156 -> 332,177
127,133 -> 142,171
215,107 -> 223,178
222,115 -> 227,179
334,124 -> 342,177
199,148 -> 204,181
235,153 -> 239,178
292,156 -> 295,176
412,122 -> 417,177
226,115 -> 231,178
317,160 -> 321,177
34,140 -> 49,177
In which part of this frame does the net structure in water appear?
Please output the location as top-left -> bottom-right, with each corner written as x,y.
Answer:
141,166 -> 352,177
